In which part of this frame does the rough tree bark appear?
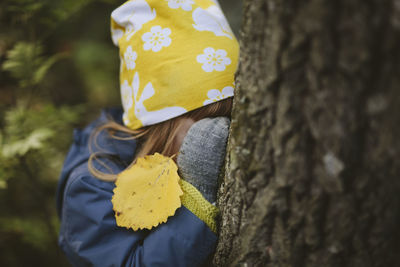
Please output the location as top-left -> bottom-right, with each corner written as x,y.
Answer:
214,0 -> 400,266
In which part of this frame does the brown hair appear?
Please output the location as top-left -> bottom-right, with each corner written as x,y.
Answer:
89,98 -> 233,181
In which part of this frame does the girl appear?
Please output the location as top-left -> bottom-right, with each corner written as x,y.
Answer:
56,0 -> 238,266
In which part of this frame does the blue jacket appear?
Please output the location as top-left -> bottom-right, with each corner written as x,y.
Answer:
56,108 -> 217,267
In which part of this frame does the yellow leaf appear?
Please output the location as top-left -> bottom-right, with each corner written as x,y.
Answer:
112,153 -> 183,230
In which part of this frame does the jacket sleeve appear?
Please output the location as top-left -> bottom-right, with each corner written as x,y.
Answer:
58,164 -> 217,267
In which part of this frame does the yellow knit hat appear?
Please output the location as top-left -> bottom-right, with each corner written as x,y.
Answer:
111,0 -> 239,130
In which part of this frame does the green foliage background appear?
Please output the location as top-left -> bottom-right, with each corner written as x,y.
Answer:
0,0 -> 242,265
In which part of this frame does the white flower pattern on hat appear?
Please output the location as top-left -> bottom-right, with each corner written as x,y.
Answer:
111,0 -> 156,42
124,46 -> 138,70
121,80 -> 133,110
192,6 -> 234,39
166,0 -> 194,11
111,28 -> 124,46
131,72 -> 187,126
197,47 -> 231,72
203,86 -> 234,105
121,80 -> 134,124
142,26 -> 172,52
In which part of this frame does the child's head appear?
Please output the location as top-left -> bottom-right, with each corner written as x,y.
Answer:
89,0 -> 238,181
111,0 -> 239,130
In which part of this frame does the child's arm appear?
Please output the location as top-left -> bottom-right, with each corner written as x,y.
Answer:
177,117 -> 230,203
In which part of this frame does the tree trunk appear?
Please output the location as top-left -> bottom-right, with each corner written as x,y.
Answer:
214,0 -> 400,266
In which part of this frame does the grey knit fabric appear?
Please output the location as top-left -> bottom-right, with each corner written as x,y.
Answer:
177,117 -> 230,203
